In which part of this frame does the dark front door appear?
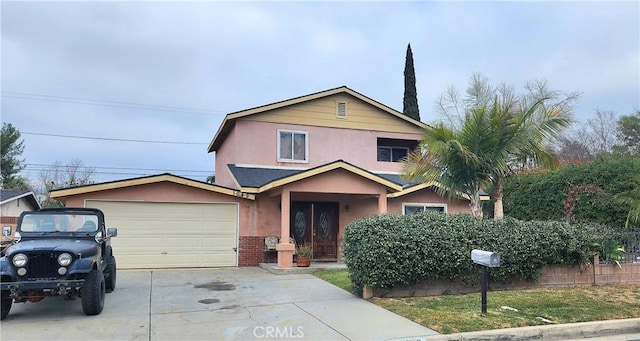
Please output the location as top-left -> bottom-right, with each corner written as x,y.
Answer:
291,203 -> 312,247
313,202 -> 338,259
290,202 -> 339,260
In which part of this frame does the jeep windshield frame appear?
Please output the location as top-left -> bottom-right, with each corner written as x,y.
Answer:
17,208 -> 104,235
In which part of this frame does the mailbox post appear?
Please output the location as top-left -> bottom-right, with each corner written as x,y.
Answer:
471,249 -> 501,314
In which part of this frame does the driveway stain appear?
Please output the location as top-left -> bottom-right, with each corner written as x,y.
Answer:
220,305 -> 240,310
194,281 -> 236,291
198,298 -> 220,304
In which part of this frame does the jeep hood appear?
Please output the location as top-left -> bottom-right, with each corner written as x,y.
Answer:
5,239 -> 99,258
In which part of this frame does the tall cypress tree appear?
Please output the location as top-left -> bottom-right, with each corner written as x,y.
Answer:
403,43 -> 421,121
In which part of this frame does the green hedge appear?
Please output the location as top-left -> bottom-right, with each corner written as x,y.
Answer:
503,157 -> 640,230
343,212 -> 598,295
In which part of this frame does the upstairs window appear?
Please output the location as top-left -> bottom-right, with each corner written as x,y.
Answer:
377,138 -> 417,162
278,130 -> 308,163
377,147 -> 408,162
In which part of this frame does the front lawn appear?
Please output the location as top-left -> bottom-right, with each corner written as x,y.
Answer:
314,269 -> 640,334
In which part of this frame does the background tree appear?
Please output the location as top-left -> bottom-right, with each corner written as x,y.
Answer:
36,159 -> 96,207
0,123 -> 29,190
402,43 -> 420,121
423,74 -> 577,219
554,110 -> 620,163
614,110 -> 640,156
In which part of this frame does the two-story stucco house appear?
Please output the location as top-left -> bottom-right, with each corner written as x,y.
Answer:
51,86 -> 474,269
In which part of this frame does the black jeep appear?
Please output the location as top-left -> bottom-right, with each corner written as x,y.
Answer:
0,207 -> 117,320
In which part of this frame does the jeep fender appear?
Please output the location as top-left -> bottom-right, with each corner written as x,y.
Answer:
68,257 -> 97,274
0,257 -> 16,278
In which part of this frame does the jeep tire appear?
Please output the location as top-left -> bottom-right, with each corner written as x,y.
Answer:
81,269 -> 105,316
105,255 -> 116,293
1,290 -> 11,320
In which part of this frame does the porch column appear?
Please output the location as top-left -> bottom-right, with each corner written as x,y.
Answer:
276,189 -> 294,268
378,193 -> 387,214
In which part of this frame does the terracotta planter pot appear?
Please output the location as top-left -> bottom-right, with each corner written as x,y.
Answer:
297,257 -> 311,267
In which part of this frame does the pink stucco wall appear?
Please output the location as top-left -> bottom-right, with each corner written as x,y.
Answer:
248,169 -> 471,238
214,120 -> 422,188
388,190 -> 471,214
58,182 -> 252,233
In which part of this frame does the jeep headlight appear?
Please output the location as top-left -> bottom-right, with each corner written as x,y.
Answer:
58,253 -> 72,266
13,253 -> 28,267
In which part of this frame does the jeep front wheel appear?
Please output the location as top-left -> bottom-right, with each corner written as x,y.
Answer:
105,255 -> 116,293
81,269 -> 105,316
1,290 -> 11,320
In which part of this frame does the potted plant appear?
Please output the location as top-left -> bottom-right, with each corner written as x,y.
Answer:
296,243 -> 313,267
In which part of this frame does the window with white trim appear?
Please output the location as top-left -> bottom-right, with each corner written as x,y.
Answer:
278,130 -> 308,163
402,203 -> 447,215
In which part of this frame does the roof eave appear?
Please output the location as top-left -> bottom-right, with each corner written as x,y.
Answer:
50,174 -> 255,201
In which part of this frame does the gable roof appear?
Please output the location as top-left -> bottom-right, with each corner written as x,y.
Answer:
228,160 -> 404,194
228,162 -> 489,201
0,189 -> 41,209
207,86 -> 427,152
49,173 -> 255,200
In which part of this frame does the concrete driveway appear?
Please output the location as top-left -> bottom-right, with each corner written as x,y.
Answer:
1,267 -> 437,340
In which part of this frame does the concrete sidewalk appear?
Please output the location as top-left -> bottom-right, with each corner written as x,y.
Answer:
1,267 -> 437,340
408,318 -> 640,341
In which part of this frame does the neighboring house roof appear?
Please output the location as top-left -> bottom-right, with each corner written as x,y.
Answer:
49,173 -> 256,200
0,189 -> 41,210
207,86 -> 428,152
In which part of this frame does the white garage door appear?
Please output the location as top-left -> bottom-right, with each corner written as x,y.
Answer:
86,200 -> 238,269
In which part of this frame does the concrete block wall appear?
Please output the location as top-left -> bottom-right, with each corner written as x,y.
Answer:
370,258 -> 640,298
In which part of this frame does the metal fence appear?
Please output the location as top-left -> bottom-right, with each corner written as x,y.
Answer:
597,231 -> 640,264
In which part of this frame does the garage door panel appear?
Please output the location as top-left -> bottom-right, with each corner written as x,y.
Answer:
86,201 -> 238,269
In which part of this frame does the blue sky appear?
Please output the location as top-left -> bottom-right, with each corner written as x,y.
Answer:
2,1 -> 639,184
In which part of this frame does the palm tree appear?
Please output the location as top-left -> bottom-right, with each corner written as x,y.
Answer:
481,95 -> 573,219
404,94 -> 573,219
402,108 -> 491,217
615,174 -> 640,228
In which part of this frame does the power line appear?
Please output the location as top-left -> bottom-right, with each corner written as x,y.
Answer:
2,91 -> 228,116
22,131 -> 208,145
24,163 -> 212,173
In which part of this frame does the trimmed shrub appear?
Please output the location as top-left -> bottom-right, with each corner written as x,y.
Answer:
343,212 -> 598,295
503,157 -> 640,230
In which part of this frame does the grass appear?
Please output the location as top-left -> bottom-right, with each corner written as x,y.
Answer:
314,269 -> 355,293
313,269 -> 640,334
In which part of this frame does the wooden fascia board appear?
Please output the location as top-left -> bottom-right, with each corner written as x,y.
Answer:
387,181 -> 473,201
345,89 -> 428,129
50,175 -> 255,200
240,162 -> 403,194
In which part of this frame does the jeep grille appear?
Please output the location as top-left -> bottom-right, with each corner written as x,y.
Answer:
23,252 -> 61,280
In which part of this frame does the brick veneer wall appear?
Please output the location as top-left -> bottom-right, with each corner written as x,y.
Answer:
238,236 -> 266,266
369,255 -> 640,298
0,216 -> 18,224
